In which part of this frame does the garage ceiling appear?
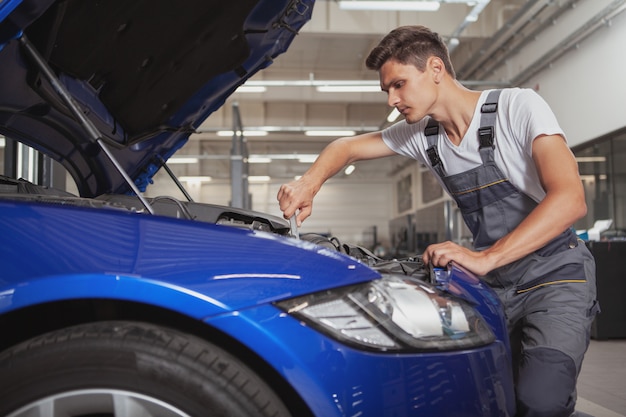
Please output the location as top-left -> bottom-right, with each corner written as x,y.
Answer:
168,0 -> 625,181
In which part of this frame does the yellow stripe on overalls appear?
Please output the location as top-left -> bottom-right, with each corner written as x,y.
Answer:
516,279 -> 587,294
454,179 -> 509,196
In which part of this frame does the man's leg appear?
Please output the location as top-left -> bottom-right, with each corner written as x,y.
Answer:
513,275 -> 597,417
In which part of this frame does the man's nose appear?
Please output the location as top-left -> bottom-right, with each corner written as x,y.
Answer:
387,91 -> 399,108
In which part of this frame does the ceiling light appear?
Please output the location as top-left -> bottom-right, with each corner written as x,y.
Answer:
344,164 -> 356,175
216,130 -> 269,137
338,1 -> 441,11
249,176 -> 271,182
298,155 -> 318,163
235,86 -> 267,93
179,176 -> 212,183
241,79 -> 381,89
0,136 -> 4,148
580,174 -> 607,181
387,108 -> 401,122
167,157 -> 199,164
305,130 -> 356,137
247,156 -> 272,164
316,85 -> 382,93
576,156 -> 607,163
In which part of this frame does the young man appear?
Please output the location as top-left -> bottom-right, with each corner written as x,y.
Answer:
277,25 -> 598,417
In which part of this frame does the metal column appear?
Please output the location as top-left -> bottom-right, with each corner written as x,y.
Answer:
230,102 -> 250,209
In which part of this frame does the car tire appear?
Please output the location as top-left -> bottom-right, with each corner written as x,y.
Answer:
0,320 -> 292,417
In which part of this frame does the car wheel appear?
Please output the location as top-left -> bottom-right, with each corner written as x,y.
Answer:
0,321 -> 292,417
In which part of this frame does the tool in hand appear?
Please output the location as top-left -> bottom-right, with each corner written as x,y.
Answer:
290,213 -> 299,239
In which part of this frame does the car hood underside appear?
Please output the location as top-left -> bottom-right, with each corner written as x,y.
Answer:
0,0 -> 313,196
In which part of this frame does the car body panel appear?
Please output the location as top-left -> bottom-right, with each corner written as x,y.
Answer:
0,197 -> 516,416
207,304 -> 514,417
0,200 -> 379,316
0,0 -> 22,24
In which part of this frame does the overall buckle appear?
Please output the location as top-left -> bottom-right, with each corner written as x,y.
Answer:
478,126 -> 494,148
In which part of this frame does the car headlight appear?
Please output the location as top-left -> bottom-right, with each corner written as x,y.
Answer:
275,275 -> 494,352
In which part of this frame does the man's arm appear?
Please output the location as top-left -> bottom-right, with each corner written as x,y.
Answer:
423,134 -> 586,275
277,131 -> 395,225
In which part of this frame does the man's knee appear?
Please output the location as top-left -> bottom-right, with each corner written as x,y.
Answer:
516,347 -> 577,417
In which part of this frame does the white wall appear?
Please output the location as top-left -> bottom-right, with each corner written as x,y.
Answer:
510,1 -> 626,146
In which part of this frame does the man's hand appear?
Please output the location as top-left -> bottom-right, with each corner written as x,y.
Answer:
422,241 -> 496,277
277,177 -> 317,226
276,131 -> 394,226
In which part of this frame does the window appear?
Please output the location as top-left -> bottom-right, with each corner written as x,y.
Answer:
573,128 -> 626,234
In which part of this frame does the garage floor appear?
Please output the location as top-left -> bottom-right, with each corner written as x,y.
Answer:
575,339 -> 626,416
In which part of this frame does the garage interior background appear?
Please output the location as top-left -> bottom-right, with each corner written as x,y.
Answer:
3,0 -> 626,255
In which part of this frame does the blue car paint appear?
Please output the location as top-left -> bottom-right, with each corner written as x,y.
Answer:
0,199 -> 516,416
0,0 -> 22,29
0,0 -> 315,196
207,304 -> 515,417
0,200 -> 379,315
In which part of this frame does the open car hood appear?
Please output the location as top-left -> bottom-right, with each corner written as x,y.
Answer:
0,0 -> 314,197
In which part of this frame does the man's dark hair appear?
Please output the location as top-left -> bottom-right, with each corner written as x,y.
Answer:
365,25 -> 456,79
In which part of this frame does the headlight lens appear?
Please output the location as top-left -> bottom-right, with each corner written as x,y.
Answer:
275,275 -> 495,352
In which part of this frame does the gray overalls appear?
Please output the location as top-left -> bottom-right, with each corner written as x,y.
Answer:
425,90 -> 599,417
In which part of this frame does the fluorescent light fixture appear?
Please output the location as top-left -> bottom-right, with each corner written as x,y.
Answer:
243,130 -> 269,137
305,130 -> 356,137
344,164 -> 356,175
248,175 -> 271,182
580,174 -> 608,181
575,156 -> 607,163
179,176 -> 212,182
387,108 -> 401,122
247,156 -> 272,164
235,86 -> 267,93
298,155 -> 318,163
240,79 -> 381,89
316,85 -> 381,93
338,1 -> 441,11
216,130 -> 269,137
167,157 -> 199,164
0,136 -> 4,148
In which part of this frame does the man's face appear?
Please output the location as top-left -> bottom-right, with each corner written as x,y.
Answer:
379,59 -> 435,124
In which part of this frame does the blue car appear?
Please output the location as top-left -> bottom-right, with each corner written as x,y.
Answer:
0,1 -> 516,416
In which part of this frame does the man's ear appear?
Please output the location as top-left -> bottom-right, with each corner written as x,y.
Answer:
428,56 -> 445,82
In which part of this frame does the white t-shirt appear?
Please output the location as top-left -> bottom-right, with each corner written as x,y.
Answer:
381,88 -> 566,203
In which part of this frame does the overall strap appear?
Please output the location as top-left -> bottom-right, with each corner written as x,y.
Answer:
424,117 -> 446,177
478,89 -> 502,164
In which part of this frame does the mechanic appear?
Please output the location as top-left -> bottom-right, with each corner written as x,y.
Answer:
277,25 -> 599,417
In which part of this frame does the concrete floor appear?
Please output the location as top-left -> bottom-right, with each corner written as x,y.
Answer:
576,339 -> 626,417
